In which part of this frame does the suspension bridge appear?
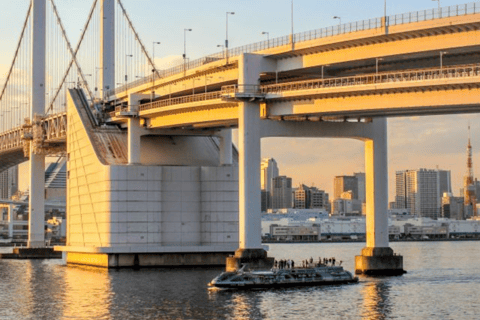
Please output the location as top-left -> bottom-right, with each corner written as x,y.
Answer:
1,0 -> 480,272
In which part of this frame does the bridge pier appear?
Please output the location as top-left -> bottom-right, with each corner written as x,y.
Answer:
28,0 -> 46,248
226,54 -> 275,271
355,118 -> 405,275
226,101 -> 273,271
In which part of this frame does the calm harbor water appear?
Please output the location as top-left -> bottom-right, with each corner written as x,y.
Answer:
0,241 -> 479,319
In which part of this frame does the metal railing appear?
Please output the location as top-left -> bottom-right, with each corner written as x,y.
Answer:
107,64 -> 480,121
107,2 -> 480,97
138,91 -> 224,112
388,2 -> 480,26
261,64 -> 480,94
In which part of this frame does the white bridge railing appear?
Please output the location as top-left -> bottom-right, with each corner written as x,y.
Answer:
107,64 -> 480,120
261,64 -> 480,94
107,2 -> 480,97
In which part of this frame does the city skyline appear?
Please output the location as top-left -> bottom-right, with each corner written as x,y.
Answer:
2,0 -> 480,201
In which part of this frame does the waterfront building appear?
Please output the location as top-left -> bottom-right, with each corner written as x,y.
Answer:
395,168 -> 452,219
334,175 -> 358,200
441,193 -> 464,220
332,198 -> 362,216
261,158 -> 279,210
293,184 -> 309,209
0,166 -> 18,200
272,176 -> 292,209
309,187 -> 329,210
294,184 -> 329,210
354,172 -> 366,203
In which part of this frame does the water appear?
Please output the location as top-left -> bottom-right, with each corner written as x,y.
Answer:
0,241 -> 479,319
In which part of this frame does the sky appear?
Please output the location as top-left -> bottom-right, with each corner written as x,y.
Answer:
1,0 -> 480,201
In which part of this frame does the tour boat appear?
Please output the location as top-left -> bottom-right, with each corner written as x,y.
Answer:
208,265 -> 358,289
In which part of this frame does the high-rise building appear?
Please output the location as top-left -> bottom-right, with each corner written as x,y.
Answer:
261,158 -> 279,210
309,187 -> 329,209
294,184 -> 329,210
441,193 -> 464,220
0,166 -> 18,199
354,172 -> 366,203
272,176 -> 292,209
334,175 -> 358,200
395,168 -> 451,219
294,184 -> 309,209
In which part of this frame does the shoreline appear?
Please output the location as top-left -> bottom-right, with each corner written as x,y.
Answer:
263,238 -> 480,244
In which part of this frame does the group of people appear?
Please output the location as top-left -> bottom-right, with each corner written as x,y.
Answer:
274,256 -> 342,269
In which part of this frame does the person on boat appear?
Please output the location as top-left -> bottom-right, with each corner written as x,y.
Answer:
292,260 -> 295,268
274,260 -> 278,269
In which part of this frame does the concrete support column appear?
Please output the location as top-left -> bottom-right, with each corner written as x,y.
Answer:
355,118 -> 405,275
238,102 -> 262,249
365,117 -> 389,249
8,204 -> 14,239
29,153 -> 45,247
219,129 -> 233,166
100,0 -> 115,98
28,0 -> 46,248
127,93 -> 145,165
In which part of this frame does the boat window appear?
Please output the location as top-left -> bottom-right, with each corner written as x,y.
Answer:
231,276 -> 243,282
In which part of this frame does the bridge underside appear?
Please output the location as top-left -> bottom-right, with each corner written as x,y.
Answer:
0,149 -> 27,173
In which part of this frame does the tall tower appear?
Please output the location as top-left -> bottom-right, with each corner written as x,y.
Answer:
464,125 -> 477,216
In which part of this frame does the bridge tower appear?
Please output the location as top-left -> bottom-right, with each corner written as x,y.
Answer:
99,0 -> 115,99
28,0 -> 47,248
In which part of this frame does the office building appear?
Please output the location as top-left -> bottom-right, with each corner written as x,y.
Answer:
395,168 -> 452,219
272,176 -> 292,209
0,166 -> 18,200
261,158 -> 279,210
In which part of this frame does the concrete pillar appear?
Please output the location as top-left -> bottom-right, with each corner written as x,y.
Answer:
127,93 -> 145,165
226,53 -> 274,271
238,102 -> 262,249
8,204 -> 13,239
219,129 -> 233,166
100,0 -> 115,98
355,118 -> 405,275
365,117 -> 389,248
28,0 -> 46,248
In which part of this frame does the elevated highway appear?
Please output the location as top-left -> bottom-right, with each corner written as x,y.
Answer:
108,64 -> 480,130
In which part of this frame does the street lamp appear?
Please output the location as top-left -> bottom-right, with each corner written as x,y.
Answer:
225,12 -> 235,64
262,31 -> 270,41
262,31 -> 270,48
183,29 -> 192,76
321,65 -> 330,79
440,51 -> 448,69
125,55 -> 133,86
432,0 -> 440,10
152,42 -> 160,102
205,75 -> 213,93
375,57 -> 384,76
217,44 -> 225,58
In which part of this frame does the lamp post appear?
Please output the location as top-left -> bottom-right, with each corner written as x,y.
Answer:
152,42 -> 160,102
183,29 -> 192,76
125,55 -> 133,87
262,31 -> 270,48
217,44 -> 225,59
432,0 -> 440,9
205,75 -> 213,93
333,16 -> 341,33
375,58 -> 384,81
321,65 -> 330,79
440,51 -> 447,69
225,12 -> 235,64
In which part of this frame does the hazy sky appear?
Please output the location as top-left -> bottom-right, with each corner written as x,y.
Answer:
1,0 -> 480,201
